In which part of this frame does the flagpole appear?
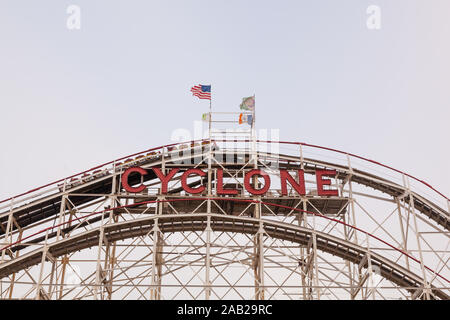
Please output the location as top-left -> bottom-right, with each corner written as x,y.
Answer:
206,84 -> 212,301
252,94 -> 255,133
207,84 -> 212,223
209,89 -> 212,144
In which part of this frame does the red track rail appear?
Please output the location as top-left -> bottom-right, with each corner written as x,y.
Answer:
0,139 -> 206,205
1,197 -> 448,284
0,140 -> 448,205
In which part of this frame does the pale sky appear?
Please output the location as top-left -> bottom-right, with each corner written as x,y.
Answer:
0,0 -> 449,201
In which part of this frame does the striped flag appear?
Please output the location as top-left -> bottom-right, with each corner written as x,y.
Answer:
191,85 -> 211,100
239,113 -> 253,125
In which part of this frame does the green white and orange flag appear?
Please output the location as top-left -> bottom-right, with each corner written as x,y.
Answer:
239,113 -> 253,125
201,113 -> 211,122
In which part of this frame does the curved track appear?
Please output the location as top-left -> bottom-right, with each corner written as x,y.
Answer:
0,140 -> 448,300
0,212 -> 447,299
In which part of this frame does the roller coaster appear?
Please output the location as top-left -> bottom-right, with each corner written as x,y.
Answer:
0,138 -> 448,300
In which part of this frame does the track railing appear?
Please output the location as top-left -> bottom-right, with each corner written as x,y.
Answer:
0,139 -> 211,211
0,198 -> 447,293
0,139 -> 448,215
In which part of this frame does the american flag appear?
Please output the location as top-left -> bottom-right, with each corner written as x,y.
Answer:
190,85 -> 211,100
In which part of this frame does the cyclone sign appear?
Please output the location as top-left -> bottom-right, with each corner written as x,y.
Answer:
121,167 -> 339,196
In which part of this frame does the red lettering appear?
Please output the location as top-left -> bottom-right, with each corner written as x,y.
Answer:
122,167 -> 148,193
280,170 -> 306,196
244,169 -> 270,195
217,169 -> 238,195
152,168 -> 179,194
316,169 -> 338,196
122,166 -> 341,197
181,169 -> 206,194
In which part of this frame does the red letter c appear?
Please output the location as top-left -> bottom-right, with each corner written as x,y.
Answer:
122,167 -> 148,193
181,169 -> 206,194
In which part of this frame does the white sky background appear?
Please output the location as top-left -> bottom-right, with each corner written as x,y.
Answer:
0,0 -> 449,200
